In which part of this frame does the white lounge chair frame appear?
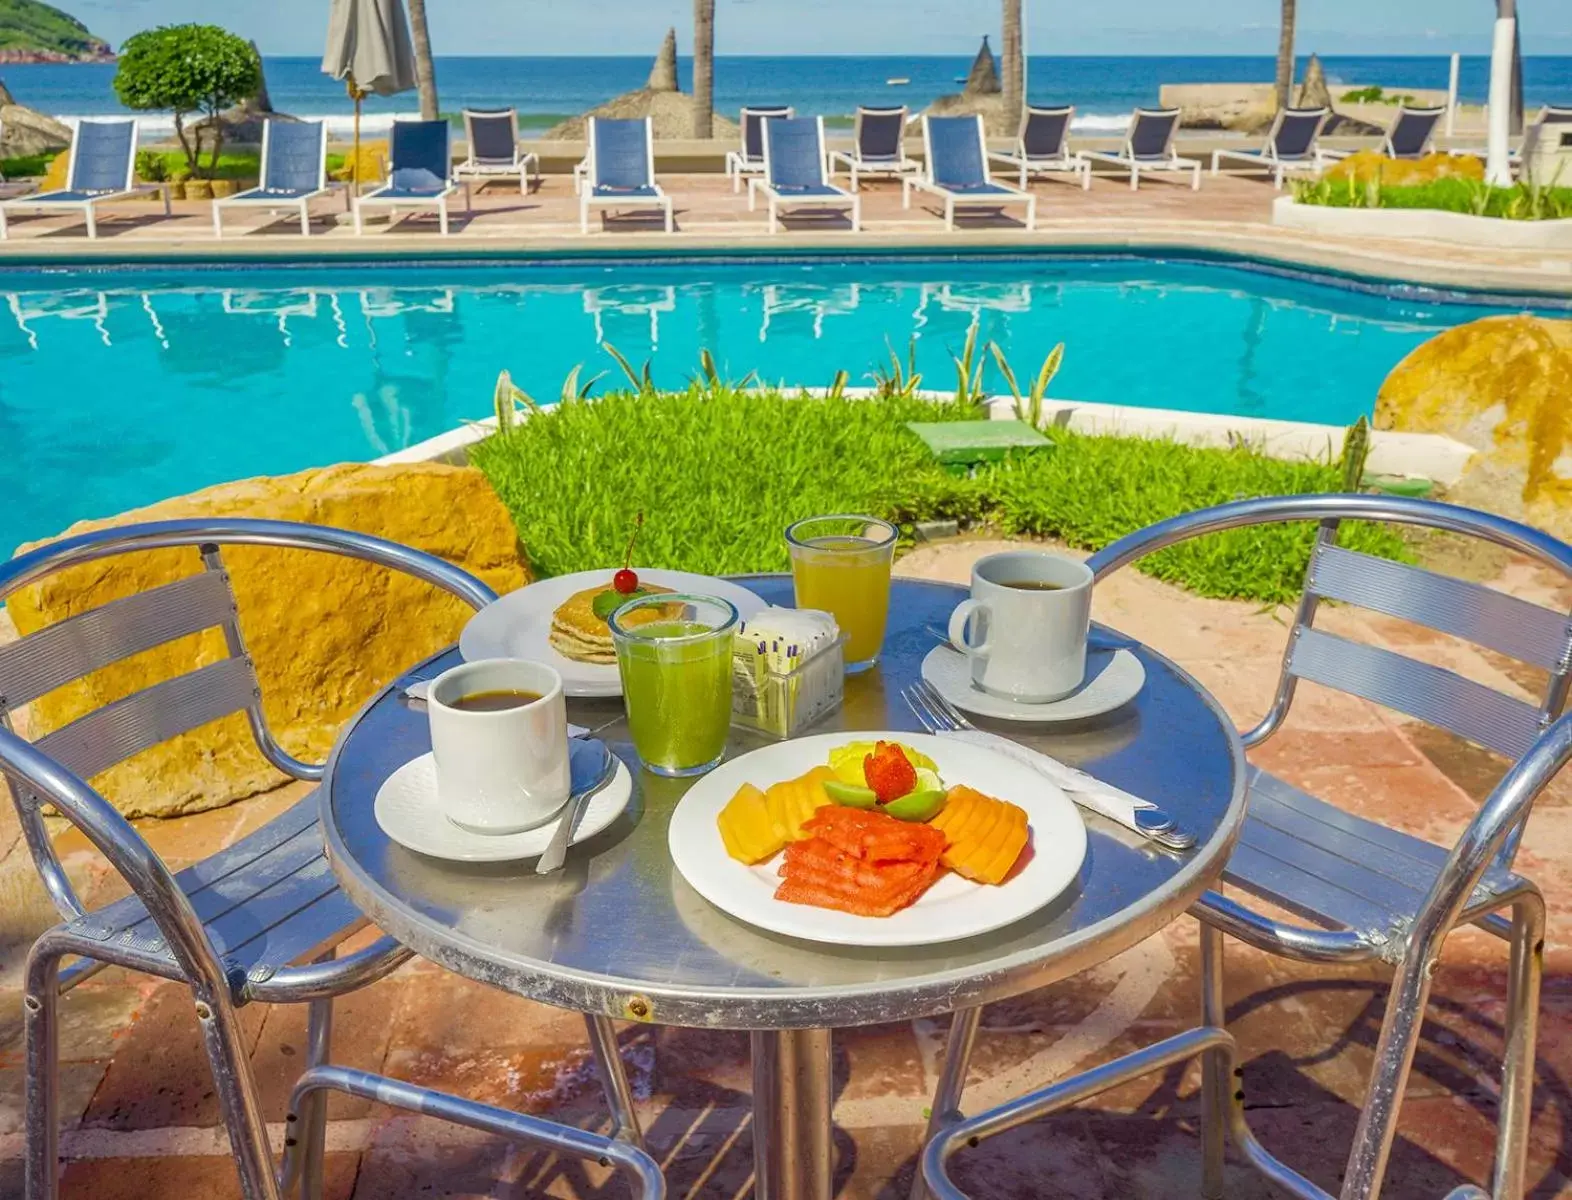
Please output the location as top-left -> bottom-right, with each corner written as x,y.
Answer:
987,105 -> 1091,190
827,106 -> 921,191
454,109 -> 541,195
1081,107 -> 1202,190
725,106 -> 794,192
352,122 -> 466,236
903,114 -> 1037,232
1210,106 -> 1333,189
749,115 -> 860,233
0,119 -> 170,240
579,117 -> 673,235
212,121 -> 345,238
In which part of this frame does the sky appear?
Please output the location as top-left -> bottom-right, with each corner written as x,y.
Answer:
71,0 -> 1572,58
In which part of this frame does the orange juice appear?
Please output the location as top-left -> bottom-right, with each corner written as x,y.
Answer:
786,517 -> 898,671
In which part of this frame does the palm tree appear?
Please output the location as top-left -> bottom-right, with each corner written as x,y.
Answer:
408,0 -> 440,120
1001,0 -> 1023,124
693,0 -> 715,139
1274,0 -> 1296,108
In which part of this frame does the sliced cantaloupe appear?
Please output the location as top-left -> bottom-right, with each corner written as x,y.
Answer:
717,783 -> 786,865
935,785 -> 1029,885
764,766 -> 837,842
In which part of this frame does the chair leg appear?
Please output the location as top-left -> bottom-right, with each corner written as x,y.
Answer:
213,203 -> 224,239
299,202 -> 310,237
194,984 -> 283,1200
1199,922 -> 1229,1200
582,1015 -> 648,1150
24,941 -> 64,1200
908,1005 -> 982,1200
1493,893 -> 1544,1200
85,205 -> 97,239
439,202 -> 449,236
1340,940 -> 1441,1200
297,993 -> 335,1200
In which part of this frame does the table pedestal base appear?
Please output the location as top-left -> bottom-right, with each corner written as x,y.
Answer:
751,1029 -> 833,1200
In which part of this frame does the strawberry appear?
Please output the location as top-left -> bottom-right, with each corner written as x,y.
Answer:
863,740 -> 918,805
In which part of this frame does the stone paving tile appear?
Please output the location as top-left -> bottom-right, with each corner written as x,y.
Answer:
57,1151 -> 361,1199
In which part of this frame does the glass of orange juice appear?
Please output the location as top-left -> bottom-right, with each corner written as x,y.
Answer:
785,514 -> 898,673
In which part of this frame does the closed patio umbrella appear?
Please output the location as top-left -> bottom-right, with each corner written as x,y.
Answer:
322,0 -> 418,193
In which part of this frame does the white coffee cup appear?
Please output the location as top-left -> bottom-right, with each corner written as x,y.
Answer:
427,658 -> 570,834
947,551 -> 1094,703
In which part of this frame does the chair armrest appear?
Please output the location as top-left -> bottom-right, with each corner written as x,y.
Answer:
249,933 -> 413,1003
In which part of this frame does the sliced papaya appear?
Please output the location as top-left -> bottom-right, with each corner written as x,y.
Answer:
717,783 -> 785,865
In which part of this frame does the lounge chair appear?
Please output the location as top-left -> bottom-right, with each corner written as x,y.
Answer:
748,115 -> 859,233
1325,103 -> 1446,163
725,105 -> 792,192
212,120 -> 344,237
1211,106 -> 1332,188
1516,105 -> 1572,176
353,119 -> 463,236
903,114 -> 1036,231
581,117 -> 673,234
0,118 -> 169,239
1081,107 -> 1201,190
988,104 -> 1090,189
827,106 -> 919,190
455,108 -> 540,194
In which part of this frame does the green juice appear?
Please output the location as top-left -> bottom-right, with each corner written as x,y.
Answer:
616,619 -> 733,775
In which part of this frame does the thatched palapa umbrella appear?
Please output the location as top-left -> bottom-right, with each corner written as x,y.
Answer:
322,0 -> 418,193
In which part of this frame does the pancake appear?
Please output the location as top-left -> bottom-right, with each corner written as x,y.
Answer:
549,581 -> 676,664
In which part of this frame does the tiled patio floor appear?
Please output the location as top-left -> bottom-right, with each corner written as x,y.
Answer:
3,536 -> 1572,1197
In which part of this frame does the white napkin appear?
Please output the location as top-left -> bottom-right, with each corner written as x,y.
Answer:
934,728 -> 1158,832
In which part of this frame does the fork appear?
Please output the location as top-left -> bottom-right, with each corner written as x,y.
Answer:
901,680 -> 1197,852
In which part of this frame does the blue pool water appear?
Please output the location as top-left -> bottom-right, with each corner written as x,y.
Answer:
0,253 -> 1562,557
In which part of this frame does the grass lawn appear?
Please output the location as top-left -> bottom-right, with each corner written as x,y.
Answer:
471,387 -> 1405,605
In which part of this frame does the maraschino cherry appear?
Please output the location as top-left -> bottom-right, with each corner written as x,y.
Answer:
613,513 -> 644,594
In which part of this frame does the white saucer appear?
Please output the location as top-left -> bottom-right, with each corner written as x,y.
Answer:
374,752 -> 633,862
921,644 -> 1146,723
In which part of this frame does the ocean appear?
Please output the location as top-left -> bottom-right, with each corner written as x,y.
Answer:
1,54 -> 1569,139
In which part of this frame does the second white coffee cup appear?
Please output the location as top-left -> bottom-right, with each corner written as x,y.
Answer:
948,550 -> 1094,703
427,658 -> 570,834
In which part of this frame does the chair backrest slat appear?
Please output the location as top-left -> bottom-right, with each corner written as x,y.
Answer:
1273,107 -> 1328,159
0,570 -> 236,712
32,656 -> 259,784
70,119 -> 136,193
1310,543 -> 1572,671
1128,107 -> 1180,160
590,117 -> 654,190
1021,105 -> 1073,159
855,106 -> 907,161
1386,105 -> 1446,158
388,119 -> 451,192
1288,627 -> 1542,760
464,109 -> 517,162
926,115 -> 989,188
741,106 -> 792,163
261,120 -> 326,193
765,117 -> 827,189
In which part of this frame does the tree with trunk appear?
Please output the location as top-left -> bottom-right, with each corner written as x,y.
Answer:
1001,0 -> 1023,125
1274,0 -> 1297,108
693,0 -> 715,139
408,0 -> 440,121
114,24 -> 260,178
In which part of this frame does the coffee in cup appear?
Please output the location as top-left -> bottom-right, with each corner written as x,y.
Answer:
426,659 -> 570,833
947,551 -> 1093,703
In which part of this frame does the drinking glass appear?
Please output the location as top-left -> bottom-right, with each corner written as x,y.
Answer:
610,593 -> 739,777
785,514 -> 898,673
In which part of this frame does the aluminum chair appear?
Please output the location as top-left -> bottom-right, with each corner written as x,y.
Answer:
1211,106 -> 1333,189
725,105 -> 793,192
827,105 -> 920,191
987,104 -> 1091,190
1081,106 -> 1203,190
917,494 -> 1572,1200
2,518 -> 660,1200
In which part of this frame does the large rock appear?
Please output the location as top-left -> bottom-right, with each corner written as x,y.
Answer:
7,463 -> 529,818
1375,316 -> 1572,537
544,90 -> 738,142
1157,83 -> 1276,133
0,100 -> 69,158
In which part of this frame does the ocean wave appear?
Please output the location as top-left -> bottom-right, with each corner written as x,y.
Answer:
58,111 -> 424,139
1070,113 -> 1134,132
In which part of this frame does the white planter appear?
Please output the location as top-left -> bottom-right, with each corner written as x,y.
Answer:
1272,194 -> 1572,250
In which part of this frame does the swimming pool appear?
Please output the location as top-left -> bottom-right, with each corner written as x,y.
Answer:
0,251 -> 1561,558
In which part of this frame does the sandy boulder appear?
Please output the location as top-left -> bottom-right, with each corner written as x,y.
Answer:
7,462 -> 529,818
1375,315 -> 1572,537
0,99 -> 69,159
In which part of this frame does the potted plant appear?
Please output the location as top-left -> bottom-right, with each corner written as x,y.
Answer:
211,177 -> 240,198
166,163 -> 190,201
184,175 -> 214,201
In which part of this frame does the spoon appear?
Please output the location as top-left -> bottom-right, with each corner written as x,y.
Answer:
536,738 -> 617,874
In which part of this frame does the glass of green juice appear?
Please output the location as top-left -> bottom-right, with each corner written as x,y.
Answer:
609,593 -> 739,777
785,514 -> 898,673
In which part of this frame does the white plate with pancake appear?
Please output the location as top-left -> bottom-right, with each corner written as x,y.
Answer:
459,570 -> 769,697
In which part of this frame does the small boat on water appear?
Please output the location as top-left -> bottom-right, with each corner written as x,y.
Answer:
886,77 -> 910,86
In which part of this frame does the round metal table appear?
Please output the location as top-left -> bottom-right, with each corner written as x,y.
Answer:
321,576 -> 1246,1199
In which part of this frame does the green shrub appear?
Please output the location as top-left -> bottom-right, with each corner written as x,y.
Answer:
0,152 -> 52,178
1293,174 -> 1572,220
470,388 -> 1408,604
114,24 -> 261,178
